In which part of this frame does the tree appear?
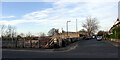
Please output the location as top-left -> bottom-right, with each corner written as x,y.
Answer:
11,26 -> 17,40
47,28 -> 58,36
17,33 -> 25,40
18,33 -> 25,48
97,31 -> 104,36
19,33 -> 25,38
112,26 -> 120,39
0,25 -> 17,40
4,25 -> 17,40
0,24 -> 6,40
17,35 -> 22,40
82,17 -> 99,36
26,32 -> 32,40
79,29 -> 86,33
38,32 -> 46,37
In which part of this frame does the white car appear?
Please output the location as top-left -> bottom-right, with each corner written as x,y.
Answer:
92,36 -> 95,39
96,36 -> 102,41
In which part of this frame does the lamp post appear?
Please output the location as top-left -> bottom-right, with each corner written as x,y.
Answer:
76,19 -> 79,40
66,21 -> 71,38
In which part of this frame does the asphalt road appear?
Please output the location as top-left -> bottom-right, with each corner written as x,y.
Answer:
2,39 -> 119,58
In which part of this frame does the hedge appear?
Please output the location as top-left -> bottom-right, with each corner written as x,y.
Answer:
105,26 -> 120,39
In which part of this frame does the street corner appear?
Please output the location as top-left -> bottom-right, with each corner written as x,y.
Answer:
53,42 -> 79,52
2,42 -> 79,53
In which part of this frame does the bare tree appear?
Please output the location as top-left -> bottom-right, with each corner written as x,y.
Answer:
26,32 -> 32,40
26,32 -> 33,48
18,33 -> 25,48
47,28 -> 58,37
82,17 -> 99,36
5,25 -> 12,39
2,25 -> 17,40
20,33 -> 25,38
79,29 -> 86,33
11,26 -> 17,40
6,25 -> 17,40
17,33 -> 24,40
38,32 -> 46,37
0,24 -> 6,40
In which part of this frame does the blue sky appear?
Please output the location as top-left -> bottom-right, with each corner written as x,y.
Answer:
0,0 -> 119,35
2,2 -> 53,20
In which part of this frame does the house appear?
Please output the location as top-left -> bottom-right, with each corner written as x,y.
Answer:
52,32 -> 87,39
109,18 -> 120,34
59,32 -> 79,39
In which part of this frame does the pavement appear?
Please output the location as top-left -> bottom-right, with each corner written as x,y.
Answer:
105,39 -> 120,47
2,40 -> 79,52
2,39 -> 119,58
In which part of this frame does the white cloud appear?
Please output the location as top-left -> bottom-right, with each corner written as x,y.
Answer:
0,16 -> 15,18
2,0 -> 119,2
0,20 -> 10,25
23,8 -> 53,20
1,0 -> 58,2
0,19 -> 50,25
1,1 -> 118,33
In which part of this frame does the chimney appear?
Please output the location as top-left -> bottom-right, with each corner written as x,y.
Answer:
117,18 -> 119,21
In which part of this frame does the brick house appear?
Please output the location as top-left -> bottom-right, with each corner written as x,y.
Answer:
53,32 -> 87,39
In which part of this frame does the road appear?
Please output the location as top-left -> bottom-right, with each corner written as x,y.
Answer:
2,39 -> 119,58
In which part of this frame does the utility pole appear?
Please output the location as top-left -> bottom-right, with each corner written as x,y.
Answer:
66,21 -> 71,39
76,19 -> 78,32
76,19 -> 79,40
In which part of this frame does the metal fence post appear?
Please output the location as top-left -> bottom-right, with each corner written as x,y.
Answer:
22,40 -> 24,48
30,40 -> 32,48
15,40 -> 17,48
38,40 -> 41,48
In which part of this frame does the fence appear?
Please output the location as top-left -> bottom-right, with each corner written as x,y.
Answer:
2,39 -> 49,48
2,37 -> 83,48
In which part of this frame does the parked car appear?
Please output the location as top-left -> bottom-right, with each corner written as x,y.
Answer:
92,36 -> 96,39
84,36 -> 91,40
70,38 -> 78,43
96,36 -> 102,41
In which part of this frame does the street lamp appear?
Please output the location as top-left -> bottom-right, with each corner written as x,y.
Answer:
66,21 -> 71,38
76,19 -> 79,40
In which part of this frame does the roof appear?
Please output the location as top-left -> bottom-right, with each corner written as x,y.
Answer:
109,18 -> 120,32
116,21 -> 120,25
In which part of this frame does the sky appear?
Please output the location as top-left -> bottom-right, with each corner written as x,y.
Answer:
0,0 -> 119,35
118,1 -> 120,19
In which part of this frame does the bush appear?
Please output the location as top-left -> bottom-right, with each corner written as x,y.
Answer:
112,26 -> 120,39
104,34 -> 110,38
110,34 -> 115,39
105,26 -> 120,39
